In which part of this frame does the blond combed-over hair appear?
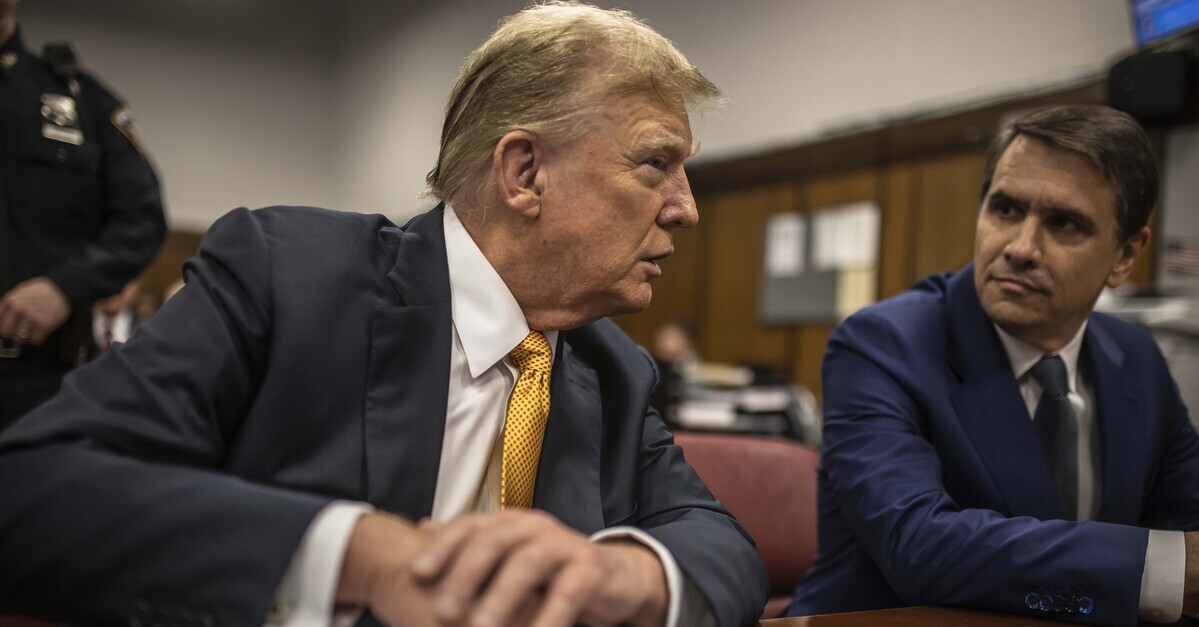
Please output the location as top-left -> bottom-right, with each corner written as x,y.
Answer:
425,1 -> 721,208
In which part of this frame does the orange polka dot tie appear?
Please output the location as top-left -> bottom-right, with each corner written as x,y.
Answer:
501,331 -> 553,509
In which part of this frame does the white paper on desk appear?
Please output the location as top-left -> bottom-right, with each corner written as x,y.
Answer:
765,212 -> 805,277
812,202 -> 880,270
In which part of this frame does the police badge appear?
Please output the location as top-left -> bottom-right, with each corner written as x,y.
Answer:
41,93 -> 83,145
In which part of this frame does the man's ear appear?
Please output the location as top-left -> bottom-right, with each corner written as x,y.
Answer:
492,130 -> 543,219
1107,226 -> 1151,288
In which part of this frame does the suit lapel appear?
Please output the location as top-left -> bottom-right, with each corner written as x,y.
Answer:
363,206 -> 453,519
946,266 -> 1063,519
1088,320 -> 1144,524
533,335 -> 605,533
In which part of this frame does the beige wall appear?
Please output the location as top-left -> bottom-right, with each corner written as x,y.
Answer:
22,0 -> 1135,229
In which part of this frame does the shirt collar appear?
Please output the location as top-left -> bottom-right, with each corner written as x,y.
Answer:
443,205 -> 556,377
994,321 -> 1087,393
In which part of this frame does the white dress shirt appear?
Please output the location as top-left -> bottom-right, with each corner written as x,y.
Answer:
994,323 -> 1185,623
266,206 -> 686,626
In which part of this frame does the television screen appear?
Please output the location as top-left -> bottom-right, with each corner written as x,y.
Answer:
1131,0 -> 1199,46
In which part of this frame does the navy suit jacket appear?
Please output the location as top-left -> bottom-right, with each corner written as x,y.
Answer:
787,265 -> 1199,626
0,205 -> 767,626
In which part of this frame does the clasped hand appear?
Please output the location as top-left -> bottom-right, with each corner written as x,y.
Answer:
0,277 -> 71,346
339,509 -> 668,627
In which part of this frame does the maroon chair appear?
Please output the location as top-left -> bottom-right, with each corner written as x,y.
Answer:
674,432 -> 820,619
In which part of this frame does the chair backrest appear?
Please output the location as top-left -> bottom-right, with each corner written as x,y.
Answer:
674,432 -> 820,619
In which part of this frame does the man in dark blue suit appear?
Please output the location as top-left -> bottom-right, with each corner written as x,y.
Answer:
0,4 -> 766,627
787,105 -> 1199,626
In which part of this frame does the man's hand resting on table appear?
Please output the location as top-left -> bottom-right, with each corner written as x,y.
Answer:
336,510 -> 669,627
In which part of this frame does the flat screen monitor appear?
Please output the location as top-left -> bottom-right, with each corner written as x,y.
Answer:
1131,0 -> 1199,46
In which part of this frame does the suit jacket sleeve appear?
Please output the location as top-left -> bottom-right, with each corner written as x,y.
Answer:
626,347 -> 769,627
0,208 -> 328,625
820,309 -> 1151,626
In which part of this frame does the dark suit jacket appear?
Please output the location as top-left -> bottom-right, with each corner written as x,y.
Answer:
0,205 -> 767,626
786,265 -> 1199,626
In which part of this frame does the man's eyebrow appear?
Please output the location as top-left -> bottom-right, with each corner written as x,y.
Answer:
634,125 -> 694,152
1043,205 -> 1098,231
990,188 -> 1099,229
986,189 -> 1028,211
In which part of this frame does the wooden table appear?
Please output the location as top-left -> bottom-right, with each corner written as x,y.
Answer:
760,606 -> 1091,626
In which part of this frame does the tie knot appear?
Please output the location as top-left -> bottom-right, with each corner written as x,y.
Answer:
1029,354 -> 1069,399
511,331 -> 552,374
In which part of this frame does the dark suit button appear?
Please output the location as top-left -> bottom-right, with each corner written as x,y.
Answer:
1038,594 -> 1053,612
1025,592 -> 1041,609
1054,595 -> 1069,612
1078,596 -> 1095,615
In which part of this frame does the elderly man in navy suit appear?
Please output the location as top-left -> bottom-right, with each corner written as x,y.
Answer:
0,3 -> 767,626
787,105 -> 1199,626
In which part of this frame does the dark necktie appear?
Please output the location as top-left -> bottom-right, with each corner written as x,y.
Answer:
1029,355 -> 1079,520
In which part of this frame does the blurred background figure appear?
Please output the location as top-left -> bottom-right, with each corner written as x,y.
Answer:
0,0 -> 165,430
650,322 -> 699,424
653,321 -> 699,364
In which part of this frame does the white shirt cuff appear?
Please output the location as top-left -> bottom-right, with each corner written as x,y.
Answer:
1139,529 -> 1185,623
590,526 -> 683,627
265,501 -> 374,627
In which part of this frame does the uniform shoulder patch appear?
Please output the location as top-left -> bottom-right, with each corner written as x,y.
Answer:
111,105 -> 148,159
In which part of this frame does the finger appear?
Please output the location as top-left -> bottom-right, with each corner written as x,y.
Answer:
529,562 -> 603,627
510,594 -> 545,625
9,319 -> 29,345
469,541 -> 569,627
27,321 -> 50,347
0,304 -> 18,340
410,516 -> 480,581
429,518 -> 545,623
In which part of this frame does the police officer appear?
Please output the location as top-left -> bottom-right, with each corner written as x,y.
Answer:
0,0 -> 165,430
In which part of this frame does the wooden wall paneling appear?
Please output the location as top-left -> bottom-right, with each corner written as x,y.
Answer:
795,169 -> 881,397
879,163 -> 921,298
912,152 -> 987,278
136,231 -> 203,302
697,185 -> 798,370
802,168 -> 879,208
795,324 -> 834,400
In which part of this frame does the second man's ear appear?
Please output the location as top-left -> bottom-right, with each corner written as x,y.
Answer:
492,130 -> 543,217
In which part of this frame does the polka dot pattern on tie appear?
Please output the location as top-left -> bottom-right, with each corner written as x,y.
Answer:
501,331 -> 553,509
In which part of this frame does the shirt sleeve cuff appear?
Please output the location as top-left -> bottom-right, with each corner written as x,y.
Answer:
590,526 -> 683,627
265,501 -> 374,627
1139,529 -> 1185,623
